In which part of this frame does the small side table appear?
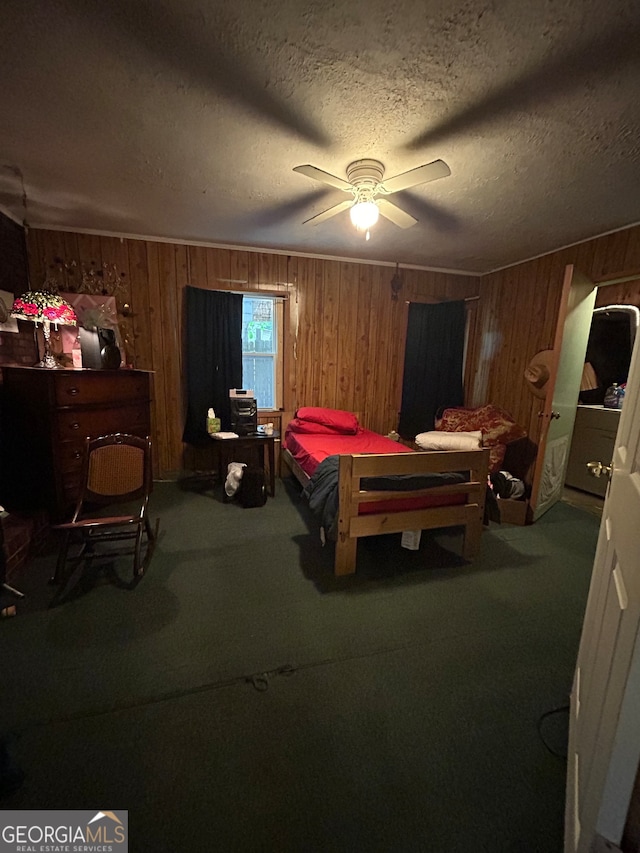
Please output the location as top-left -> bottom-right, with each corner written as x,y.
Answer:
211,431 -> 279,497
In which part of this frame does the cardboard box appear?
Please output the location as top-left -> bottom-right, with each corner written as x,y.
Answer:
498,498 -> 529,525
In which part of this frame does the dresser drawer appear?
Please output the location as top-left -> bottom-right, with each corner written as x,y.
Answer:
55,404 -> 150,443
57,441 -> 86,475
53,371 -> 150,407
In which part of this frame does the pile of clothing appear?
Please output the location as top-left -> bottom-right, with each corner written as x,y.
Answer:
489,470 -> 526,500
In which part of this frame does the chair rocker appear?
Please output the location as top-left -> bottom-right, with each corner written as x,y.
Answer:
52,433 -> 158,587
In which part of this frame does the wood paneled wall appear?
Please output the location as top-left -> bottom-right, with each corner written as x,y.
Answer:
27,221 -> 640,481
26,229 -> 479,478
467,223 -> 640,464
595,276 -> 640,308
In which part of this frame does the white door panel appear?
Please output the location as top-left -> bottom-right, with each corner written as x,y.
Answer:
565,295 -> 640,852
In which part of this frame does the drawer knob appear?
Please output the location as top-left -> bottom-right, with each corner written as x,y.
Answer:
67,387 -> 79,396
71,422 -> 80,430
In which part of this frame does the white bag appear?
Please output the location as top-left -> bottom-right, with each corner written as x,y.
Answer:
225,462 -> 246,497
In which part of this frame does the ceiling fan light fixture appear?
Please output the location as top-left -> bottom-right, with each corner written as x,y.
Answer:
350,200 -> 379,231
294,157 -> 449,231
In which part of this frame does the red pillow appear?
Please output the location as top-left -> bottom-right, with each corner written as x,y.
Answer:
287,417 -> 362,435
294,407 -> 359,434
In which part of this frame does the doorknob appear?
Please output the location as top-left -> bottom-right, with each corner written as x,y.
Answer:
586,460 -> 612,479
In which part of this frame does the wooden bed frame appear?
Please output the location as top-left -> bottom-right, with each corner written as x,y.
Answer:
280,418 -> 490,576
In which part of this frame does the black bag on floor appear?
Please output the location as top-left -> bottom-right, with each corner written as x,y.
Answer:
239,466 -> 267,508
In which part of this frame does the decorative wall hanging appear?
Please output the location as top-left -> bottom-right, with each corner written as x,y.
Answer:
42,256 -> 132,363
58,292 -> 125,367
48,257 -> 128,300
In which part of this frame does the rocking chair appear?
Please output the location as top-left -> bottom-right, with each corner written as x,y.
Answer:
52,433 -> 158,587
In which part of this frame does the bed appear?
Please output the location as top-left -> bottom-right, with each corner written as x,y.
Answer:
281,408 -> 490,576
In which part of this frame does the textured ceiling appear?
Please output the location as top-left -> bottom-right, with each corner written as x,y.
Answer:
2,0 -> 640,273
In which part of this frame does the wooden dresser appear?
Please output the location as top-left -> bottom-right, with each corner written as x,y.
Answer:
1,367 -> 152,521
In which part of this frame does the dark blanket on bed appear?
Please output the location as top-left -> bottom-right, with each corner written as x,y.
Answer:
302,455 -> 467,541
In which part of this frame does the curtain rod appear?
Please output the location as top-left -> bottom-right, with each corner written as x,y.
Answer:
229,291 -> 287,299
203,286 -> 288,299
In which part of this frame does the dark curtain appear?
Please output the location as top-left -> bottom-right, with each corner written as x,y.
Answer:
182,286 -> 243,444
398,300 -> 466,439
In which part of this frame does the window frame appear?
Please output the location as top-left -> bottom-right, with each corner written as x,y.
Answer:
241,293 -> 285,412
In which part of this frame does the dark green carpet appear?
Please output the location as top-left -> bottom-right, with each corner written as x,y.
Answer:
0,477 -> 599,852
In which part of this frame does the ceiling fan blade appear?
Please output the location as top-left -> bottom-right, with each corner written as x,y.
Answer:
303,199 -> 353,225
293,165 -> 353,191
377,199 -> 417,229
381,159 -> 451,194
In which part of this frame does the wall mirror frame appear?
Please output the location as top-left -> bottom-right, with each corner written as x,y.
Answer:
580,303 -> 640,406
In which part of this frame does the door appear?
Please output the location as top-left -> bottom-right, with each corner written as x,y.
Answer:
530,265 -> 597,520
565,311 -> 640,852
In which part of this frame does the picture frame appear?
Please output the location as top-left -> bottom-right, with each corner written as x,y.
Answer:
0,289 -> 19,333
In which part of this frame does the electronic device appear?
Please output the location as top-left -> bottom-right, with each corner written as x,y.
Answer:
229,388 -> 254,398
230,396 -> 258,435
79,329 -> 102,369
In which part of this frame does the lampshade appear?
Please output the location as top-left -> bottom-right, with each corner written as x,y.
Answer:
350,200 -> 379,230
11,290 -> 77,369
10,290 -> 77,328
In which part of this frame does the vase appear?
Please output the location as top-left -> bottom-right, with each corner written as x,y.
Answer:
98,327 -> 121,369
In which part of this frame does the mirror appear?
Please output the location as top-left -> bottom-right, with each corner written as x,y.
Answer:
580,304 -> 640,405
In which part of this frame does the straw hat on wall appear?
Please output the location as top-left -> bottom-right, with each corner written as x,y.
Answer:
524,350 -> 554,399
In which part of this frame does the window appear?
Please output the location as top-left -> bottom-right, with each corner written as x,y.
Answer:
241,295 -> 283,410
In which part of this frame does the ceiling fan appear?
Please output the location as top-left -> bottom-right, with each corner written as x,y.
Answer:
293,158 -> 451,236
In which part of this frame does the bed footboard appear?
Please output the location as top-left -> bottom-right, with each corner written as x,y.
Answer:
334,449 -> 490,576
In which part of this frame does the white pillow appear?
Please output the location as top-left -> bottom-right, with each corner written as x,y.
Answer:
415,430 -> 482,451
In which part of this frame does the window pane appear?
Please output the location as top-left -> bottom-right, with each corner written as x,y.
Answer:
242,298 -> 275,355
243,355 -> 274,409
242,296 -> 277,408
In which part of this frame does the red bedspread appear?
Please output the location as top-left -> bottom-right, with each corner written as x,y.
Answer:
284,427 -> 411,477
284,427 -> 465,514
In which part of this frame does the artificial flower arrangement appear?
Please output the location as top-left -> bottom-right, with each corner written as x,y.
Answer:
10,290 -> 77,327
